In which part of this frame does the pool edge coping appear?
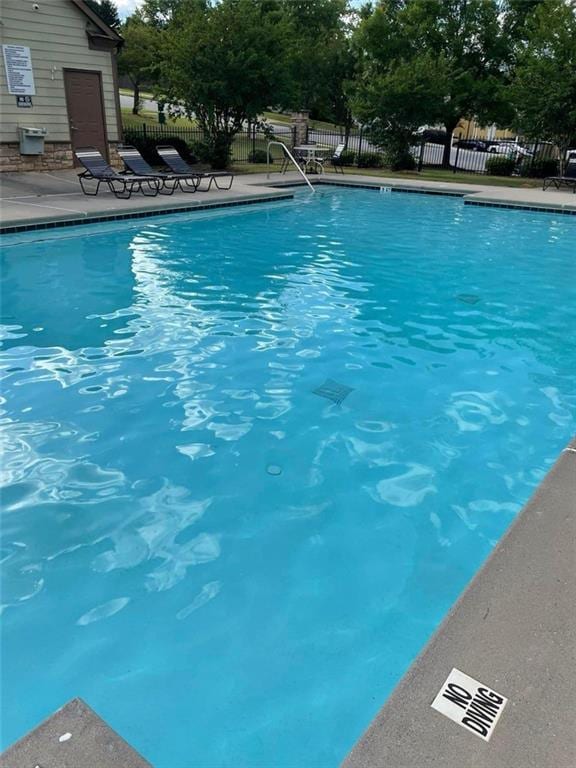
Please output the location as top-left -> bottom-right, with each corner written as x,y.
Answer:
342,437 -> 576,768
309,177 -> 576,214
2,174 -> 576,234
0,190 -> 294,235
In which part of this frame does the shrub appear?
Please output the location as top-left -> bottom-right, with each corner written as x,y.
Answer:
121,131 -> 197,166
485,156 -> 516,176
357,152 -> 384,168
387,151 -> 416,171
248,149 -> 274,164
339,150 -> 356,166
518,158 -> 559,178
188,140 -> 212,164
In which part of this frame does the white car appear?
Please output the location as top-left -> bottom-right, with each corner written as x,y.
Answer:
488,142 -> 532,157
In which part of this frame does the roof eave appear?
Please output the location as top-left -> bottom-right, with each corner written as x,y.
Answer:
69,0 -> 123,45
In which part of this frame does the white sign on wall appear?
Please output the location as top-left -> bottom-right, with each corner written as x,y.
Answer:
2,44 -> 36,95
431,668 -> 508,741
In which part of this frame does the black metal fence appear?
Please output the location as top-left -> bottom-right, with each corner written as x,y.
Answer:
413,137 -> 557,176
122,120 -> 558,178
306,129 -> 558,177
122,122 -> 294,164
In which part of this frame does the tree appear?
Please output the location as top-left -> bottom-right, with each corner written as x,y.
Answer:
353,53 -> 450,167
85,0 -> 120,28
355,0 -> 511,168
281,0 -> 350,118
161,0 -> 291,169
141,0 -> 204,28
511,0 -> 576,171
118,14 -> 159,114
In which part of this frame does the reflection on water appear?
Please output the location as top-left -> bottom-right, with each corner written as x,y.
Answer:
1,191 -> 575,767
2,232 -> 136,350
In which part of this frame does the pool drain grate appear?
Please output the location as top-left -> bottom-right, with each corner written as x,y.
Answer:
312,379 -> 354,405
456,293 -> 481,305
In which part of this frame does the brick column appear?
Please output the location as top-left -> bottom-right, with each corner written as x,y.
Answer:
291,111 -> 310,146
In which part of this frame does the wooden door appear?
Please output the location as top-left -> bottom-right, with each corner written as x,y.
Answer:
64,70 -> 108,164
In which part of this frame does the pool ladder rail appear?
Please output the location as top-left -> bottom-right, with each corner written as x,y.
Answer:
267,141 -> 315,192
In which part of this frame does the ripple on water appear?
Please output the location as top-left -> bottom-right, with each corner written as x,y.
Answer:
77,597 -> 130,626
1,187 -> 575,767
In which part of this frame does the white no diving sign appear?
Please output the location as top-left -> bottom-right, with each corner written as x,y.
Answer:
431,668 -> 508,741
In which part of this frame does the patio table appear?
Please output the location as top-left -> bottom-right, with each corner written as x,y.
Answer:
294,145 -> 326,174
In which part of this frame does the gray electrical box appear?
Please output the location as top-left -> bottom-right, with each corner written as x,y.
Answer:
18,126 -> 47,155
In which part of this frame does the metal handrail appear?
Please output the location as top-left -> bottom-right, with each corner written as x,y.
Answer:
267,141 -> 315,192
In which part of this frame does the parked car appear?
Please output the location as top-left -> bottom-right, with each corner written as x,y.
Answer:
488,142 -> 533,158
416,128 -> 448,145
455,138 -> 489,151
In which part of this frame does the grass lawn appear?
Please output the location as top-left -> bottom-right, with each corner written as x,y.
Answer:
262,111 -> 293,125
119,87 -> 154,100
230,163 -> 542,188
121,107 -> 198,129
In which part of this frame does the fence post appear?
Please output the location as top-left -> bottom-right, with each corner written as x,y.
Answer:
418,137 -> 425,172
143,123 -> 147,139
531,139 -> 539,174
358,125 -> 364,158
453,134 -> 462,174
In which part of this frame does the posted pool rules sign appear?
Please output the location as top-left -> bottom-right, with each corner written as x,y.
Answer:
431,668 -> 508,741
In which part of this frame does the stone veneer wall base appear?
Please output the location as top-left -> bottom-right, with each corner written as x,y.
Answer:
0,142 -> 121,172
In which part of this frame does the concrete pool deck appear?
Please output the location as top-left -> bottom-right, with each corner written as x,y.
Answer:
1,168 -> 576,233
0,169 -> 295,233
0,698 -> 152,768
1,168 -> 574,767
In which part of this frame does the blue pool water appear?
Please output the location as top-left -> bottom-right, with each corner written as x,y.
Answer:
1,189 -> 575,766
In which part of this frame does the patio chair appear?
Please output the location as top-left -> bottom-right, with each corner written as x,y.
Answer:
543,161 -> 576,192
156,146 -> 234,191
74,148 -> 160,199
317,142 -> 346,174
280,147 -> 307,174
117,145 -> 200,195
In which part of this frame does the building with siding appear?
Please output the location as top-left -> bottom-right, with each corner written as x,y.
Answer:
0,0 -> 123,172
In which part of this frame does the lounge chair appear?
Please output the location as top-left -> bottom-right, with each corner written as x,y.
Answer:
543,161 -> 576,192
318,142 -> 346,174
75,148 -> 160,199
156,145 -> 234,191
117,145 -> 200,195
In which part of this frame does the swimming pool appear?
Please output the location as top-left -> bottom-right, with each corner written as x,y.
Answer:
1,188 -> 575,766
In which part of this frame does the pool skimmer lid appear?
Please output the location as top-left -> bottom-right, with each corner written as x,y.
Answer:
312,379 -> 354,406
431,668 -> 508,741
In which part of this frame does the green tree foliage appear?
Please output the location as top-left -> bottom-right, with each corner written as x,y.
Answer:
85,0 -> 120,28
140,0 -> 205,28
281,0 -> 354,124
501,0 -> 544,47
355,0 -> 510,167
161,0 -> 291,168
353,52 -> 450,167
118,14 -> 160,114
511,0 -> 576,170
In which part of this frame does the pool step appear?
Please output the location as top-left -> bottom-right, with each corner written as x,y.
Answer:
0,698 -> 152,768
